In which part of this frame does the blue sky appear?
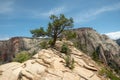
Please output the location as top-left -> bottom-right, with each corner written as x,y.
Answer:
0,0 -> 120,40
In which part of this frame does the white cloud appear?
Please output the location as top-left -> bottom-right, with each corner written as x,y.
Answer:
74,2 -> 120,23
33,6 -> 66,18
105,31 -> 120,40
0,0 -> 14,14
42,6 -> 65,16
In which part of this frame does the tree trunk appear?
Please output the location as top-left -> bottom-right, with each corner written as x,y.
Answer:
51,35 -> 57,47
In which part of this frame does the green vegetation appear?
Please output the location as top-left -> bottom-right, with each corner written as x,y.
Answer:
61,43 -> 75,70
40,41 -> 48,49
30,27 -> 46,37
13,51 -> 31,63
108,59 -> 120,75
64,55 -> 75,70
48,39 -> 53,46
30,14 -> 74,47
63,31 -> 76,40
91,46 -> 101,62
99,67 -> 120,80
92,51 -> 99,61
61,44 -> 69,54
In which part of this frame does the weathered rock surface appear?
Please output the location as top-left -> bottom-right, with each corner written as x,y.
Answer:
116,38 -> 120,46
0,41 -> 106,80
0,37 -> 42,63
72,28 -> 120,71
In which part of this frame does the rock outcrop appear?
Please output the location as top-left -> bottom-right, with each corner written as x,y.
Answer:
116,38 -> 120,46
0,37 -> 42,63
0,41 -> 106,80
72,28 -> 120,72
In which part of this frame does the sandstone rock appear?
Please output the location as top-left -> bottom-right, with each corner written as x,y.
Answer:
0,62 -> 21,80
89,74 -> 101,80
20,70 -> 34,80
74,66 -> 95,79
32,53 -> 39,59
46,69 -> 63,77
71,47 -> 83,56
23,60 -> 46,75
0,70 -> 3,75
83,64 -> 97,71
63,72 -> 80,80
51,57 -> 65,70
55,40 -> 74,51
88,63 -> 94,67
0,42 -> 107,80
0,62 -> 21,71
72,28 -> 120,71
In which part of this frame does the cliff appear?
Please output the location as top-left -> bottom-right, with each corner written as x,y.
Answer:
0,37 -> 42,63
72,28 -> 120,73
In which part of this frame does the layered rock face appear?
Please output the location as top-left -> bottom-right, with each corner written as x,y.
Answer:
0,41 -> 106,80
72,28 -> 120,71
116,38 -> 120,46
0,37 -> 41,63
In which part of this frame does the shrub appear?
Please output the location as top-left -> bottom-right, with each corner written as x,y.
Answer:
99,67 -> 120,80
61,43 -> 75,70
13,51 -> 31,63
64,55 -> 75,70
48,39 -> 53,46
70,58 -> 75,70
92,51 -> 99,61
40,41 -> 48,49
61,44 -> 69,54
65,55 -> 70,67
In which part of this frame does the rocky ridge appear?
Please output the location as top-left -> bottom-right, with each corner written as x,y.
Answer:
0,41 -> 106,80
72,28 -> 120,73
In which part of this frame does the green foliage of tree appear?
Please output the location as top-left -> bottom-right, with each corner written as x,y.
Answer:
13,51 -> 31,63
30,14 -> 74,47
30,27 -> 46,37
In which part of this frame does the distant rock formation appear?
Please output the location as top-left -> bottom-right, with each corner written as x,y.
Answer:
0,41 -> 106,80
0,37 -> 41,63
72,28 -> 120,73
116,38 -> 120,46
0,28 -> 120,76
